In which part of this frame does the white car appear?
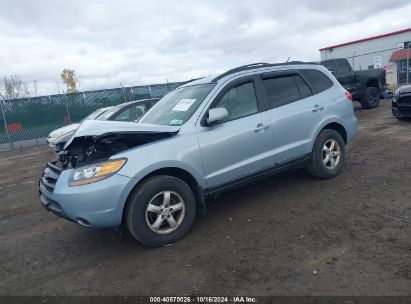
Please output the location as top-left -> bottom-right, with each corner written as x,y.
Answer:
47,107 -> 112,146
47,98 -> 159,147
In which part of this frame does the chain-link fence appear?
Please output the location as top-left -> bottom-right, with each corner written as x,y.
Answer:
0,82 -> 183,151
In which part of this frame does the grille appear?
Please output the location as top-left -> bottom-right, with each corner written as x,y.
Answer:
398,95 -> 411,106
40,161 -> 62,193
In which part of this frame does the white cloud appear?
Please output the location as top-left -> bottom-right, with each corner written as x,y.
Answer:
0,0 -> 410,95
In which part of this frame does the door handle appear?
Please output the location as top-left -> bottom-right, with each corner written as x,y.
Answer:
254,123 -> 269,132
312,104 -> 324,112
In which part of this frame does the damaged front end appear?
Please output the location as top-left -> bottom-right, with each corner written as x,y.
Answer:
54,120 -> 180,169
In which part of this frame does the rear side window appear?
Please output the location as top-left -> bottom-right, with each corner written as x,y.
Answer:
262,75 -> 311,109
336,60 -> 351,74
322,61 -> 336,72
299,69 -> 333,93
295,76 -> 312,98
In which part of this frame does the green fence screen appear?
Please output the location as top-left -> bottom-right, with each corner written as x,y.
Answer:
0,82 -> 183,150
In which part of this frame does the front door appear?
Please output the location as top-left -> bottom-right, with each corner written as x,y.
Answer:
196,79 -> 273,190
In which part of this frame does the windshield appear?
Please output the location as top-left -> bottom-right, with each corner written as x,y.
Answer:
139,83 -> 215,126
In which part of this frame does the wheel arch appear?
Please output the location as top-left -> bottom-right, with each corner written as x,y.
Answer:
120,166 -> 206,226
312,119 -> 348,149
322,122 -> 347,144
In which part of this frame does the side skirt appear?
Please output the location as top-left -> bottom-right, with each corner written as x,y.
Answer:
204,154 -> 311,199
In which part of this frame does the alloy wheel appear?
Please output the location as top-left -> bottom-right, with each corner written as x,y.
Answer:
322,139 -> 341,169
145,191 -> 185,234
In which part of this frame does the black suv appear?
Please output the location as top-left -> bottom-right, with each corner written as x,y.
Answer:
392,84 -> 411,120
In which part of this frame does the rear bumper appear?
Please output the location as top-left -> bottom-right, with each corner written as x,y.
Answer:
39,166 -> 132,228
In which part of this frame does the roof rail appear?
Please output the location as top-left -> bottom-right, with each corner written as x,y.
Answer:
212,61 -> 318,82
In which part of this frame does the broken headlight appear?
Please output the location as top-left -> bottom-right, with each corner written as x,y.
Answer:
69,158 -> 127,186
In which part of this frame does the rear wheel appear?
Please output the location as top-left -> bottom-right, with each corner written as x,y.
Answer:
307,129 -> 345,179
361,87 -> 380,109
125,175 -> 196,247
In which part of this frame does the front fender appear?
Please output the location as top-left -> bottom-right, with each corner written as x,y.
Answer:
115,160 -> 206,216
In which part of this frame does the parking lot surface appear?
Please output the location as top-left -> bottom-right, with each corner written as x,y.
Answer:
0,100 -> 410,296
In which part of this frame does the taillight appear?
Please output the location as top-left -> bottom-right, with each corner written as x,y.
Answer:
345,91 -> 353,101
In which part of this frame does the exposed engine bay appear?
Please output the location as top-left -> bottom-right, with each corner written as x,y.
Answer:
55,132 -> 176,169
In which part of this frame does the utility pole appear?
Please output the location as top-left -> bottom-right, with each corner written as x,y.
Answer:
352,51 -> 356,70
0,100 -> 13,150
120,83 -> 127,103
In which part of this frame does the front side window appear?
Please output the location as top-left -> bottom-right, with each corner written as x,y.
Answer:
82,108 -> 111,122
111,104 -> 146,122
140,83 -> 215,126
212,82 -> 258,122
299,69 -> 334,93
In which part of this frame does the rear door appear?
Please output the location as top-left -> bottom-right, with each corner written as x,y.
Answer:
260,69 -> 333,164
196,77 -> 274,190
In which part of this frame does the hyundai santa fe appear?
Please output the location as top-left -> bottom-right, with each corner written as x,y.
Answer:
39,62 -> 358,247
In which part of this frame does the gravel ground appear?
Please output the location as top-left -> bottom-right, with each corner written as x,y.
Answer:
0,100 -> 410,296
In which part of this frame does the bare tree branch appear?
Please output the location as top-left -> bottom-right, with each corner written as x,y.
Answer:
1,75 -> 30,100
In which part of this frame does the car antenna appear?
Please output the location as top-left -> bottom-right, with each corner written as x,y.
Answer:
286,57 -> 290,62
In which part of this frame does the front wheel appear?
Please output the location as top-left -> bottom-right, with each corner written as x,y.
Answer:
361,87 -> 380,109
125,175 -> 196,247
307,129 -> 346,179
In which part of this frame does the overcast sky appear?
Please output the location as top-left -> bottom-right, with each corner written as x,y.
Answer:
1,0 -> 411,95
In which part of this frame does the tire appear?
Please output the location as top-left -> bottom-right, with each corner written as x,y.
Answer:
361,87 -> 380,109
125,175 -> 196,247
307,129 -> 345,179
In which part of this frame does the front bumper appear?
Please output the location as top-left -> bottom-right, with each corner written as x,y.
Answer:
392,107 -> 411,118
39,162 -> 132,228
392,95 -> 411,118
47,137 -> 55,147
392,104 -> 411,118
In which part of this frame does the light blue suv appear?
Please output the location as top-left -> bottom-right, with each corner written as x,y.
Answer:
39,62 -> 358,247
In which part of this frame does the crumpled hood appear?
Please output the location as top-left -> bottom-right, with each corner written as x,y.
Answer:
64,120 -> 180,149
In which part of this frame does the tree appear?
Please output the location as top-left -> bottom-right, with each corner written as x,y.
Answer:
0,75 -> 30,100
32,80 -> 38,97
60,69 -> 79,93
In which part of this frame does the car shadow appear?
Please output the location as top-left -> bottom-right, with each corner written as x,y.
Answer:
61,168 -> 311,252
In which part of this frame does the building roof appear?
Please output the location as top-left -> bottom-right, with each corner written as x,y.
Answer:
389,48 -> 411,62
319,27 -> 411,51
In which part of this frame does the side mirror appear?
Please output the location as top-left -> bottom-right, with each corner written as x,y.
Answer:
328,68 -> 335,74
206,107 -> 229,125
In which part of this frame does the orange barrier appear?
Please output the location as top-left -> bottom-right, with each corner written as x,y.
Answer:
7,123 -> 23,132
